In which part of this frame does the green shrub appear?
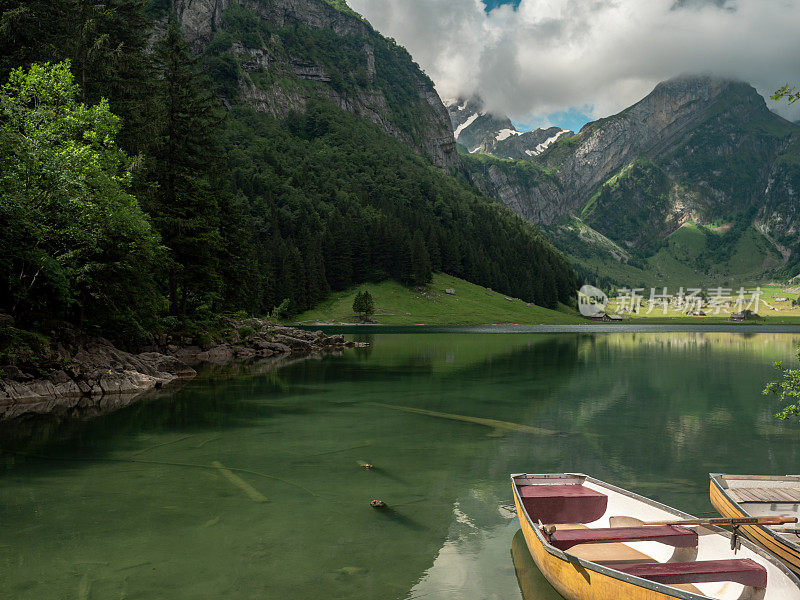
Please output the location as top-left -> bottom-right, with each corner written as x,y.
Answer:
0,327 -> 50,371
194,332 -> 214,347
271,299 -> 293,320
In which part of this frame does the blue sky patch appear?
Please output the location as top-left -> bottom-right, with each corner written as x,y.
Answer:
514,107 -> 593,134
483,0 -> 521,12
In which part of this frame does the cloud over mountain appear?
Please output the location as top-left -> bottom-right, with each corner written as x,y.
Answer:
348,0 -> 800,125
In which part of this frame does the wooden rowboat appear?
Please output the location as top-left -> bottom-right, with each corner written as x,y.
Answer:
512,473 -> 800,600
710,474 -> 800,576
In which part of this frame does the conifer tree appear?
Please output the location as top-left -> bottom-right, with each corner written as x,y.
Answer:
410,231 -> 433,286
146,19 -> 224,316
352,291 -> 365,317
361,290 -> 375,319
352,291 -> 375,321
0,1 -> 68,79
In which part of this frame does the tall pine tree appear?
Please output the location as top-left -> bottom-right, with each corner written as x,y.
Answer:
146,20 -> 224,316
409,231 -> 433,286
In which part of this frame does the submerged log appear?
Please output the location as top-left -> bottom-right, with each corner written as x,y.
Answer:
367,403 -> 558,436
212,460 -> 269,503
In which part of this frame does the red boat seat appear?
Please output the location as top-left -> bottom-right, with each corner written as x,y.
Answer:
519,484 -> 607,524
614,559 -> 767,588
549,525 -> 698,551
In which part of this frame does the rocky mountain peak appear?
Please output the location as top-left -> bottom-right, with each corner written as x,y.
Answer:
446,95 -> 573,159
649,74 -> 738,98
446,96 -> 515,151
549,74 -> 775,201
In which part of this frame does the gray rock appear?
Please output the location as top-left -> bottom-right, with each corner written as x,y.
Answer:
231,347 -> 255,359
48,370 -> 71,385
137,353 -> 196,378
172,346 -> 203,360
196,345 -> 235,363
273,335 -> 313,351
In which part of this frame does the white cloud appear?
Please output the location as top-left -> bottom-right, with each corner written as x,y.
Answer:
348,0 -> 800,124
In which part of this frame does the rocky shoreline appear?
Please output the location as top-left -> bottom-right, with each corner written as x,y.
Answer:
0,319 -> 360,422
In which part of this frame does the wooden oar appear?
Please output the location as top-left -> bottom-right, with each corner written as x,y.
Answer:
610,515 -> 797,528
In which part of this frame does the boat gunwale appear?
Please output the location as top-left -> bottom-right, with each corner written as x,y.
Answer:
512,472 -> 800,598
710,473 -> 800,554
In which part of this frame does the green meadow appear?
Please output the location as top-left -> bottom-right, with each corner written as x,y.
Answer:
293,273 -> 583,326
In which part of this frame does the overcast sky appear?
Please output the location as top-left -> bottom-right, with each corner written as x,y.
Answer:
348,0 -> 800,131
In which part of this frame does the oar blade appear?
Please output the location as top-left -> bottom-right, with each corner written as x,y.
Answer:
609,516 -> 644,528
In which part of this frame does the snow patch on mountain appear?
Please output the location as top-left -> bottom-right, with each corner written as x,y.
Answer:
527,129 -> 572,156
496,128 -> 520,141
454,113 -> 480,139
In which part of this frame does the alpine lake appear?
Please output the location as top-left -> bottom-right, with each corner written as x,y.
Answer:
2,327 -> 800,600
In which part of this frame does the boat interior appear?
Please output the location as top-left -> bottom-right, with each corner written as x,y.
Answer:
716,475 -> 800,547
515,474 -> 799,600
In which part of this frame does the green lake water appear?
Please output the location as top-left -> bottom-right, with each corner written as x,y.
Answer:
2,331 -> 800,599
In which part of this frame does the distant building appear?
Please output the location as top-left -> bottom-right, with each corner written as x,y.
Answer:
589,313 -> 623,322
445,288 -> 456,295
730,312 -> 746,321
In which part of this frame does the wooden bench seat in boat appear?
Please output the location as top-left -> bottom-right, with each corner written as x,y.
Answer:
548,525 -> 698,551
613,559 -> 768,588
519,484 -> 608,524
728,487 -> 800,503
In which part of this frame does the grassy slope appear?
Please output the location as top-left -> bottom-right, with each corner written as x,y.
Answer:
560,220 -> 784,290
646,224 -> 782,285
292,272 -> 800,326
293,273 -> 583,325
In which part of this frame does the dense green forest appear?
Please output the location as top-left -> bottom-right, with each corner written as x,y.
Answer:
0,0 -> 576,343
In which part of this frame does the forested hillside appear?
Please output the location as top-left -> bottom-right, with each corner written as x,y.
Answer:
0,0 -> 576,343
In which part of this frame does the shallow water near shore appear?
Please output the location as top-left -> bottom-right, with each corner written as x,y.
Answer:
2,331 -> 800,599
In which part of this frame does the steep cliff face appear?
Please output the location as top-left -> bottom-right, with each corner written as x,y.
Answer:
757,147 -> 800,251
463,156 -> 565,224
173,0 -> 459,170
548,77 -> 742,203
557,78 -> 798,238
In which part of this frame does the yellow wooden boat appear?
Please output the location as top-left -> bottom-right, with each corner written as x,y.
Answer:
710,473 -> 800,576
512,473 -> 800,600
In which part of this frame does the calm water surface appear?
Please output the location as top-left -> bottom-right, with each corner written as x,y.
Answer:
2,332 -> 800,599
